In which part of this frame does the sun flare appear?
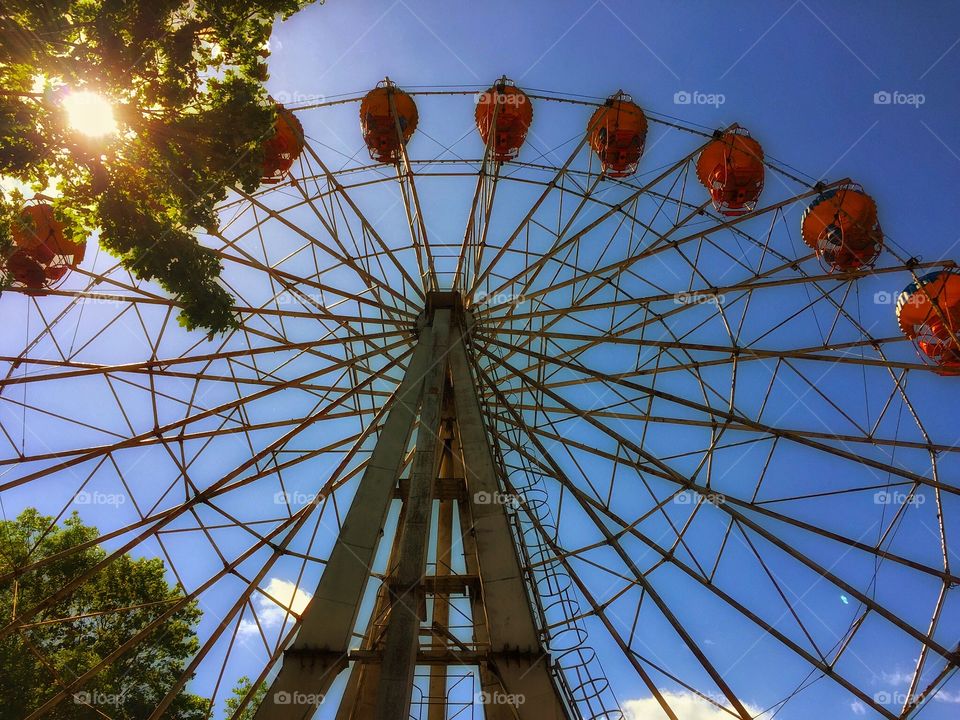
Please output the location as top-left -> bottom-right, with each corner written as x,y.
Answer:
63,91 -> 117,137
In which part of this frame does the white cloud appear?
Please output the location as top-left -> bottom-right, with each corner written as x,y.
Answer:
876,665 -> 960,704
850,701 -> 867,715
881,670 -> 914,686
624,691 -> 762,720
238,577 -> 313,638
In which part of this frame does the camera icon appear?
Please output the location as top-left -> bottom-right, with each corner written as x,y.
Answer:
874,91 -> 892,105
474,491 -> 492,505
874,491 -> 890,505
874,690 -> 892,704
275,691 -> 291,705
673,90 -> 692,105
873,290 -> 893,305
674,492 -> 693,504
73,691 -> 91,705
75,490 -> 92,505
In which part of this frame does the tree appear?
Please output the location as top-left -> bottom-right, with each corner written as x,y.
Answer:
1,0 -> 316,335
223,676 -> 269,720
0,508 -> 208,718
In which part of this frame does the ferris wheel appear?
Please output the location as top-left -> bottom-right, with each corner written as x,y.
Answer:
1,77 -> 959,720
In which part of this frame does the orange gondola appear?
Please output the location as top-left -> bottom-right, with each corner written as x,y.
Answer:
896,270 -> 960,375
261,105 -> 305,183
3,202 -> 86,291
587,92 -> 647,177
801,184 -> 883,272
359,80 -> 418,163
475,78 -> 532,162
696,128 -> 764,215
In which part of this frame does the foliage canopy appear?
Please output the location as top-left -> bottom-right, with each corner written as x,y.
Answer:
1,0 -> 315,334
0,508 -> 207,718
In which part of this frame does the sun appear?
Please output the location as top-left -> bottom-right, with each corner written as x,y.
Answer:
63,91 -> 117,137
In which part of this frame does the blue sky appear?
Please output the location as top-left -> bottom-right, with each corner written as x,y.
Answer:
266,3 -> 960,718
3,2 -> 960,719
268,0 -> 960,267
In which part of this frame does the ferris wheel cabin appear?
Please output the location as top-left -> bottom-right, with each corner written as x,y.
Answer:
897,270 -> 960,375
696,127 -> 765,216
587,92 -> 648,177
3,202 -> 86,292
801,184 -> 883,272
359,81 -> 419,163
260,105 -> 305,184
474,78 -> 533,162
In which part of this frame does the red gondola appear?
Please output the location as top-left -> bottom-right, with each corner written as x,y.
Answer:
801,184 -> 883,272
587,92 -> 647,177
261,106 -> 305,183
696,128 -> 764,215
896,270 -> 960,375
475,78 -> 532,162
360,81 -> 418,163
3,203 -> 86,291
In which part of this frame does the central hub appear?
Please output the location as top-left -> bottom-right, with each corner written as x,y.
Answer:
424,290 -> 463,315
419,291 -> 474,334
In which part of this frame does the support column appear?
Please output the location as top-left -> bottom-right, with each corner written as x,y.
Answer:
254,324 -> 437,720
373,309 -> 452,719
449,333 -> 571,719
255,293 -> 572,720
